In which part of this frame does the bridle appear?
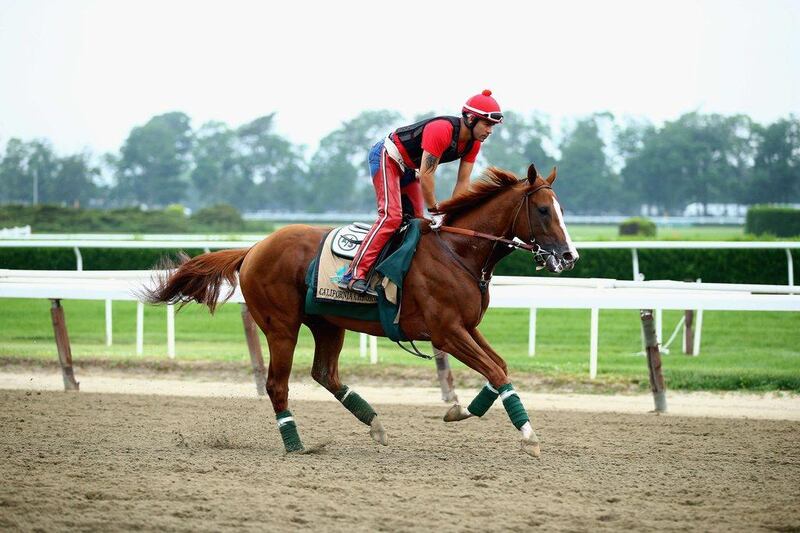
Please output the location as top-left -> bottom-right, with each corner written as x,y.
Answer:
433,182 -> 558,293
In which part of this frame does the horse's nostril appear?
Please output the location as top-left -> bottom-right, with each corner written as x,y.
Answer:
562,252 -> 574,262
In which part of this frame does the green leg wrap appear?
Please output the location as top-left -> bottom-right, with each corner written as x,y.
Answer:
276,410 -> 304,452
467,383 -> 500,417
499,383 -> 530,429
335,386 -> 376,425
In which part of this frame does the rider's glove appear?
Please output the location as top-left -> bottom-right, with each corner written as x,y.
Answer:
430,213 -> 445,229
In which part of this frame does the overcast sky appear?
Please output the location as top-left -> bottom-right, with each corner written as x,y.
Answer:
0,0 -> 798,157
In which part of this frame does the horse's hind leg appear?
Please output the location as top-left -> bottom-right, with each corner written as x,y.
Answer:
306,318 -> 388,446
249,309 -> 305,453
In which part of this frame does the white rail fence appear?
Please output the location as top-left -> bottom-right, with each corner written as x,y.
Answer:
2,269 -> 799,380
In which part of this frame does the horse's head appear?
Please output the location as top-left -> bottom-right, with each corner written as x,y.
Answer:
516,163 -> 579,273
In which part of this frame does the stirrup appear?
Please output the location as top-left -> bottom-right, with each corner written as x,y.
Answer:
344,278 -> 377,297
337,274 -> 353,291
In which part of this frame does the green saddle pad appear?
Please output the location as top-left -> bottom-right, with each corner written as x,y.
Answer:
304,219 -> 422,341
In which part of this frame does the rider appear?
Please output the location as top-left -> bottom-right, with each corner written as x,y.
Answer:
339,89 -> 504,295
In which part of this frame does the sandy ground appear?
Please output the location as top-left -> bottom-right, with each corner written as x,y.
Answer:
0,372 -> 799,532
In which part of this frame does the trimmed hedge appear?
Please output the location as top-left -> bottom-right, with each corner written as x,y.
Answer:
0,204 -> 270,234
745,205 -> 800,237
619,217 -> 656,237
0,248 -> 205,270
495,247 -> 798,284
0,204 -> 191,233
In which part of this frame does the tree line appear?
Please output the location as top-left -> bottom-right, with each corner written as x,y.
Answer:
1,110 -> 798,215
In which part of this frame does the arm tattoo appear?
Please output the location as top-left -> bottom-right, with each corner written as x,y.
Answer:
424,153 -> 439,173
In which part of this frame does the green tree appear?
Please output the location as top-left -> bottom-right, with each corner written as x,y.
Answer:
621,113 -> 754,213
750,116 -> 800,203
479,110 -> 556,177
114,112 -> 193,206
48,153 -> 99,207
0,139 -> 33,204
26,140 -> 59,205
557,114 -> 618,214
0,139 -> 91,206
308,110 -> 403,212
236,114 -> 307,211
190,121 -> 250,209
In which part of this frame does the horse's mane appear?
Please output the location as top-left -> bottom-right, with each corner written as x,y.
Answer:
436,167 -> 525,219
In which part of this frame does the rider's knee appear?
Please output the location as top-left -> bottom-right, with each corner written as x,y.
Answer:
383,211 -> 403,230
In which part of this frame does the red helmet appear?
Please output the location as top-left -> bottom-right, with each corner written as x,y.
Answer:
462,89 -> 503,124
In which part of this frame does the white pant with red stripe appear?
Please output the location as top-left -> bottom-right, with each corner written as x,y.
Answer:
348,146 -> 423,280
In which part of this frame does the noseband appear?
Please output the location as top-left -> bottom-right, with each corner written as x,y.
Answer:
434,182 -> 558,292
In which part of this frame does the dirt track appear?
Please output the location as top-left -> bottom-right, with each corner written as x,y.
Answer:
1,388 -> 799,532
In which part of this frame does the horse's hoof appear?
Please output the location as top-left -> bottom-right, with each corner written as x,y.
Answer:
443,403 -> 472,422
370,417 -> 388,446
442,391 -> 459,403
520,438 -> 541,458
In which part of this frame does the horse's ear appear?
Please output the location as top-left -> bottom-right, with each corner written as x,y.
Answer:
545,166 -> 557,185
527,163 -> 539,184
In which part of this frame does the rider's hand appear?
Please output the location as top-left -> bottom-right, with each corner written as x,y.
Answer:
430,213 -> 445,229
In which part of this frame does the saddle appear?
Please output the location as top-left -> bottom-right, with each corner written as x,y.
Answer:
304,219 -> 423,341
314,220 -> 412,305
331,195 -> 419,261
330,222 -> 372,260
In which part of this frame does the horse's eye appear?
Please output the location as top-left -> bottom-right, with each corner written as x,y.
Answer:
538,206 -> 549,215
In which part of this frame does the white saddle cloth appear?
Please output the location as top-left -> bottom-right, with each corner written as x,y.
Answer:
330,222 -> 372,260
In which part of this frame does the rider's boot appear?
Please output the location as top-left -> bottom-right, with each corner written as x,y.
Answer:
338,273 -> 378,297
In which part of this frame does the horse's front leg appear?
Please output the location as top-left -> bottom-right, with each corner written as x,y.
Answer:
434,326 -> 540,457
443,326 -> 509,422
470,327 -> 540,456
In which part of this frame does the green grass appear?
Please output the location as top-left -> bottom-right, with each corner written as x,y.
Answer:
566,224 -> 745,241
1,299 -> 798,392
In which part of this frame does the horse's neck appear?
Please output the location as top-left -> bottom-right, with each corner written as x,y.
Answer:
445,189 -> 521,272
451,188 -> 521,238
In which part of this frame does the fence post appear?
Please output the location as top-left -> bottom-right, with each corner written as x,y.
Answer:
655,308 -> 663,345
240,304 -> 267,396
166,304 -> 175,359
528,307 -> 537,357
370,336 -> 378,364
683,309 -> 694,355
694,309 -> 704,355
136,301 -> 144,356
692,278 -> 703,356
631,248 -> 640,280
73,247 -> 83,271
589,307 -> 599,379
49,299 -> 79,391
433,349 -> 458,403
105,299 -> 113,347
640,309 -> 667,412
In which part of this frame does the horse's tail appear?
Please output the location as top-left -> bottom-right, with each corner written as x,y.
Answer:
142,248 -> 250,314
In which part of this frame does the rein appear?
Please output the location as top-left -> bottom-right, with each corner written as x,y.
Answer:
432,182 -> 556,292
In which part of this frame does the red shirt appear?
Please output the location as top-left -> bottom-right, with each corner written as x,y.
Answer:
420,119 -> 481,164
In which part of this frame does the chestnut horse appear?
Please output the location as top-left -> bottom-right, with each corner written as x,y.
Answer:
145,164 -> 578,457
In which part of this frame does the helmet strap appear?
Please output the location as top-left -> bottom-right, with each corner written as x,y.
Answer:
462,112 -> 478,140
